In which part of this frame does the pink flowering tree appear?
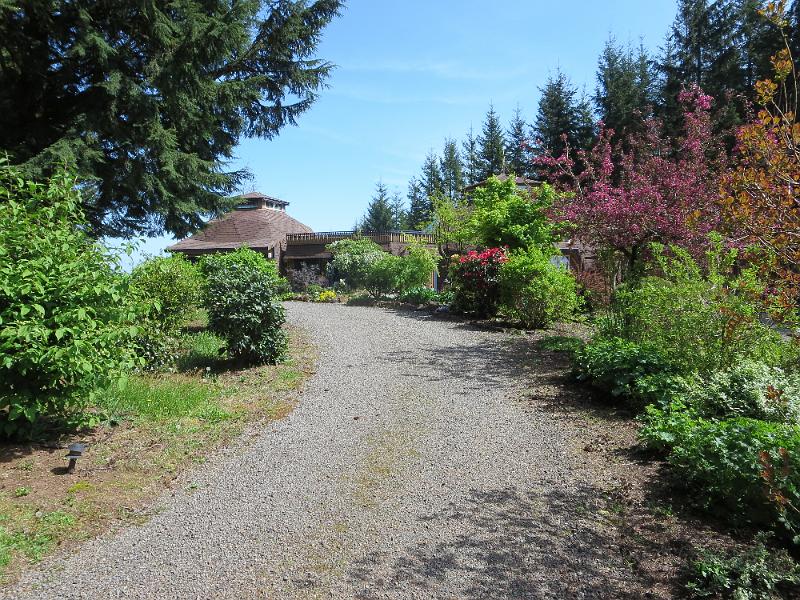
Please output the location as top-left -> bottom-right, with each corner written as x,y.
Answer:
538,86 -> 726,279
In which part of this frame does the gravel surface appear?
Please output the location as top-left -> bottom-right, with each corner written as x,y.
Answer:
5,303 -> 648,599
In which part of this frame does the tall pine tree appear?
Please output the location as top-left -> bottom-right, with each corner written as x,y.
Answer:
595,38 -> 655,141
462,126 -> 482,185
407,177 -> 429,229
533,70 -> 594,158
360,181 -> 395,232
0,0 -> 343,238
390,190 -> 408,230
440,138 -> 464,201
477,105 -> 506,180
505,105 -> 530,176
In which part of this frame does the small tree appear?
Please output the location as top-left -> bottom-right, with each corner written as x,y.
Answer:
129,254 -> 204,332
326,238 -> 384,290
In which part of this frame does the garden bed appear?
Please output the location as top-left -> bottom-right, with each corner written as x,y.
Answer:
0,326 -> 316,585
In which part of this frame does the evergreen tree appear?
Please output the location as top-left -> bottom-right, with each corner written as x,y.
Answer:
735,0 -> 783,89
360,182 -> 395,232
0,0 -> 343,238
595,38 -> 655,140
407,177 -> 429,229
505,105 -> 530,176
390,190 -> 408,230
440,138 -> 464,201
420,150 -> 443,201
462,126 -> 482,185
533,70 -> 594,157
477,104 -> 506,179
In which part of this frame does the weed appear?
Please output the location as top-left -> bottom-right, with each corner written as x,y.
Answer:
11,488 -> 29,498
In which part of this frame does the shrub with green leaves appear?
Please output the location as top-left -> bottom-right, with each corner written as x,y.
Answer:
129,254 -> 203,332
640,405 -> 800,540
364,253 -> 402,299
602,240 -> 790,374
204,262 -> 287,364
326,238 -> 384,290
689,361 -> 800,425
573,338 -> 690,410
399,286 -> 439,305
0,165 -> 136,436
499,247 -> 581,328
198,246 -> 279,280
397,244 -> 437,292
687,533 -> 800,599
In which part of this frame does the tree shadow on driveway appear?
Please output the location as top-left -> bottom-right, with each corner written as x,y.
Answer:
347,484 -> 662,599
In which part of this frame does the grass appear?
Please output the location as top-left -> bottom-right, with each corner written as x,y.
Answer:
0,326 -> 316,584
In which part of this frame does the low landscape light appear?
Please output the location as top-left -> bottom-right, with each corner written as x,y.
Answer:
65,443 -> 86,474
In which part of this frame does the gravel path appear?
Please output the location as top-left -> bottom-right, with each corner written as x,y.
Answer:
5,303 -> 644,599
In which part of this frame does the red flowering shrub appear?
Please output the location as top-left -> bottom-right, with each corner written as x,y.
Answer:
449,247 -> 508,317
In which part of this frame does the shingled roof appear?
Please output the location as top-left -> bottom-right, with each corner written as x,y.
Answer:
167,194 -> 312,256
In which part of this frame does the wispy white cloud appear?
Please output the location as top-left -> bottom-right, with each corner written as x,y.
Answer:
342,59 -> 529,82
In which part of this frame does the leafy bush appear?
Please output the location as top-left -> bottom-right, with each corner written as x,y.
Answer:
689,361 -> 800,425
204,263 -> 287,364
0,166 -> 136,436
129,255 -> 203,332
687,534 -> 800,599
640,406 -> 800,540
468,177 -> 558,250
399,286 -> 439,304
499,247 -> 581,328
573,338 -> 689,410
326,238 -> 384,290
397,244 -> 437,292
364,253 -> 403,299
198,247 -> 279,279
602,241 -> 790,374
449,247 -> 508,318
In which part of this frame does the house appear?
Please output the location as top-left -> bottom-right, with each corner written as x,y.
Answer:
167,192 -> 313,266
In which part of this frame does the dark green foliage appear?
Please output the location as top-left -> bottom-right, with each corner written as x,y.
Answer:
469,177 -> 558,250
477,104 -> 507,180
204,263 -> 287,365
390,190 -> 408,230
0,165 -> 135,436
440,138 -> 464,201
499,247 -> 581,329
0,0 -> 342,237
363,244 -> 437,299
573,338 -> 687,410
686,533 -> 800,599
640,407 -> 800,541
398,286 -> 439,305
505,105 -> 530,177
595,38 -> 655,141
406,177 -> 428,230
360,182 -> 395,232
533,70 -> 595,158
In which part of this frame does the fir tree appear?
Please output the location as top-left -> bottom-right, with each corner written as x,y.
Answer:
440,138 -> 464,201
407,177 -> 429,229
477,104 -> 506,179
533,70 -> 593,157
505,105 -> 530,176
420,150 -> 443,201
360,181 -> 395,232
0,0 -> 342,238
595,38 -> 655,141
390,190 -> 408,230
462,126 -> 482,185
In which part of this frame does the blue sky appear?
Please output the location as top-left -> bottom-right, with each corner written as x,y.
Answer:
126,0 -> 678,266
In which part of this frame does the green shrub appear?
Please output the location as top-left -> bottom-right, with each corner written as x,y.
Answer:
129,255 -> 203,332
499,247 -> 581,328
364,254 -> 402,299
640,406 -> 800,540
687,534 -> 800,599
689,361 -> 800,425
396,244 -> 437,292
0,165 -> 136,436
399,286 -> 439,304
602,241 -> 790,374
198,247 -> 278,279
204,263 -> 287,365
573,338 -> 689,410
326,238 -> 384,290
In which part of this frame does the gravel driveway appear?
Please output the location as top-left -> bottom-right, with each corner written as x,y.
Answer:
5,303 -> 644,599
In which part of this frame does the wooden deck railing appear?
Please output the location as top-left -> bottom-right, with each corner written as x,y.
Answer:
286,231 -> 436,244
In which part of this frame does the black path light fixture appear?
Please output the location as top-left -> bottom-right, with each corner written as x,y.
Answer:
65,443 -> 86,474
